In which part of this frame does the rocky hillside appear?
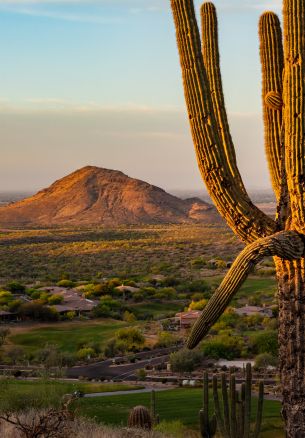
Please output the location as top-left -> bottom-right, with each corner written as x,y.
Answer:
0,166 -> 218,226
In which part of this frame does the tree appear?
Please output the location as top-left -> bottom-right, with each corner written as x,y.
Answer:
170,0 -> 305,433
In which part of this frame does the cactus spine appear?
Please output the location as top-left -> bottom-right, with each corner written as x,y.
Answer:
170,0 -> 305,434
212,364 -> 264,438
199,371 -> 217,438
127,406 -> 152,430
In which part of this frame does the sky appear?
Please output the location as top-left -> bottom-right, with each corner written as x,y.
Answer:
0,0 -> 282,192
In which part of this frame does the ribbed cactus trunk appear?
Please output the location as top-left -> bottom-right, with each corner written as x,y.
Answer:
170,0 -> 305,436
277,259 -> 305,436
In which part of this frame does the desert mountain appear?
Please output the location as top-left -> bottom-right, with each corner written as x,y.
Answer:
0,166 -> 218,226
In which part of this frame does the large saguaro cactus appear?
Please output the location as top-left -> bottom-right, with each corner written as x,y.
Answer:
170,0 -> 305,436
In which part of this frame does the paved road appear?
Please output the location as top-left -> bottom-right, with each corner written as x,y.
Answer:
84,387 -> 170,398
67,350 -> 173,380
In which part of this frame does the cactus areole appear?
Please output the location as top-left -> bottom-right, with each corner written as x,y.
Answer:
170,0 -> 305,436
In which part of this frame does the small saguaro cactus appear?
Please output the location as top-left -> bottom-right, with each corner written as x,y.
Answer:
150,390 -> 160,426
127,406 -> 152,430
213,364 -> 264,438
170,0 -> 305,435
199,371 -> 217,438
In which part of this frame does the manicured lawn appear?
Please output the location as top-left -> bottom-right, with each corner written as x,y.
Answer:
128,301 -> 183,319
77,388 -> 284,437
8,320 -> 127,354
0,379 -> 144,413
238,277 -> 277,296
1,379 -> 142,397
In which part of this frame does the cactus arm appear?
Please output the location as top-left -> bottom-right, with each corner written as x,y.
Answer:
212,375 -> 227,438
187,230 -> 304,348
259,12 -> 285,202
244,363 -> 252,438
253,381 -> 264,438
171,0 -> 276,244
283,0 -> 305,230
200,2 -> 245,190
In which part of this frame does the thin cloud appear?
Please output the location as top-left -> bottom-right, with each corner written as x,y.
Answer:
0,98 -> 184,114
0,5 -> 122,23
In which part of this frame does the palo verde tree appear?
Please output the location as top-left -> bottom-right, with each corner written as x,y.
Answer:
170,0 -> 305,436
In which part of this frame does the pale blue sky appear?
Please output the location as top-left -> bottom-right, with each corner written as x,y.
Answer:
0,0 -> 281,191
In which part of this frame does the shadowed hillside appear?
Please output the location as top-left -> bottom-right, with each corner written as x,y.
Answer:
0,166 -> 218,226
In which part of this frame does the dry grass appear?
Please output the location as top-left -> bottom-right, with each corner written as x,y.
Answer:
0,413 -> 169,438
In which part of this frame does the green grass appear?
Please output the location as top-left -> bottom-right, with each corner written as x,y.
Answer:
128,301 -> 183,319
237,277 -> 277,296
1,379 -> 142,396
77,388 -> 284,437
9,320 -> 127,354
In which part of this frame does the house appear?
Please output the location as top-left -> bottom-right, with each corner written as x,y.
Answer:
43,287 -> 98,316
175,310 -> 201,329
234,306 -> 273,318
115,285 -> 140,300
0,310 -> 17,323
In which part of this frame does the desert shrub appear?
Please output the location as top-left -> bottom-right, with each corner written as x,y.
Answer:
0,327 -> 11,346
6,281 -> 26,293
0,291 -> 13,306
188,299 -> 207,311
154,287 -> 177,300
77,348 -> 96,360
181,279 -> 211,293
191,257 -> 206,269
4,347 -> 25,365
57,279 -> 75,288
133,292 -> 145,302
156,331 -> 177,348
169,349 -> 203,373
123,311 -> 136,323
136,368 -> 147,381
254,353 -> 278,370
18,303 -> 59,321
66,311 -> 76,320
48,294 -> 64,305
116,327 -> 145,351
201,334 -> 244,360
5,281 -> 25,293
7,299 -> 22,312
250,331 -> 278,356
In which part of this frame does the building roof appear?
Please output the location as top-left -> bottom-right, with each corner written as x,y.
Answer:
45,287 -> 98,313
235,306 -> 272,316
115,285 -> 140,293
175,310 -> 202,319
